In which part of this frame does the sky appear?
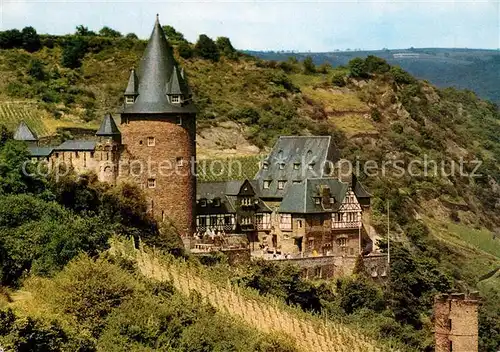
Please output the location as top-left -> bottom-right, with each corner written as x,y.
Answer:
1,0 -> 499,52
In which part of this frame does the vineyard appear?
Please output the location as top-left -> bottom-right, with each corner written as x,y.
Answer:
111,239 -> 396,352
197,155 -> 263,182
0,102 -> 50,137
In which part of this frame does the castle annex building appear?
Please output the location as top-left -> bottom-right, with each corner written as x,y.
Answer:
15,17 -> 197,237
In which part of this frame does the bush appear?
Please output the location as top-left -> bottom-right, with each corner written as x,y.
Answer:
21,26 -> 41,52
216,36 -> 237,58
371,108 -> 382,122
390,66 -> 415,85
331,72 -> 346,87
61,37 -> 88,69
303,56 -> 316,74
335,277 -> 384,314
348,57 -> 368,78
177,41 -> 194,59
194,34 -> 220,62
28,59 -> 46,81
162,25 -> 187,43
98,26 -> 122,38
365,55 -> 390,74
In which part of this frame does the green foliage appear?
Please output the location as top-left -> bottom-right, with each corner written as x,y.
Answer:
0,29 -> 23,49
302,56 -> 316,74
364,55 -> 390,74
194,34 -> 220,62
390,66 -> 415,85
98,26 -> 122,38
370,108 -> 382,122
75,25 -> 96,36
162,25 -> 187,43
348,57 -> 368,78
335,276 -> 384,314
21,26 -> 41,52
61,37 -> 88,69
28,59 -> 46,81
177,41 -> 194,59
331,72 -> 346,87
124,32 -> 138,40
216,36 -> 237,59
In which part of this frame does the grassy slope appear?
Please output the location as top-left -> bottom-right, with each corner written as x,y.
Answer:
0,41 -> 499,290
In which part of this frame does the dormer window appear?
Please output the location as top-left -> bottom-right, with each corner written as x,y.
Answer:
125,96 -> 135,104
213,198 -> 221,207
200,199 -> 207,207
315,198 -> 321,205
171,95 -> 181,104
263,180 -> 271,189
293,163 -> 300,170
279,163 -> 285,170
278,180 -> 286,190
262,162 -> 269,170
308,163 -> 315,170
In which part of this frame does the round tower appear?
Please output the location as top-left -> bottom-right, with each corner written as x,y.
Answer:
95,113 -> 121,184
119,16 -> 196,237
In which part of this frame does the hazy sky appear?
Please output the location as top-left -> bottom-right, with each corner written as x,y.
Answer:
1,0 -> 499,51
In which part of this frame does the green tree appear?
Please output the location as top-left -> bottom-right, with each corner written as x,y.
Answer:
28,59 -> 46,81
177,41 -> 194,59
335,276 -> 384,314
194,34 -> 220,62
125,32 -> 138,40
98,26 -> 122,38
348,57 -> 367,78
303,56 -> 316,74
364,55 -> 390,74
21,26 -> 41,52
61,37 -> 88,69
75,25 -> 96,36
0,125 -> 12,147
0,29 -> 23,49
162,25 -> 187,43
216,36 -> 237,59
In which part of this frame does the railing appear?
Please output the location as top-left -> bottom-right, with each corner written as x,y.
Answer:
256,223 -> 271,230
332,221 -> 361,229
196,225 -> 236,233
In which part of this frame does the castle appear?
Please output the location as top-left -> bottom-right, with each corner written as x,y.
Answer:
16,16 -> 196,237
16,16 -> 384,278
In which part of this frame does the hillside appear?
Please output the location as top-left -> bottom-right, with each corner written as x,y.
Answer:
248,48 -> 500,104
0,32 -> 500,350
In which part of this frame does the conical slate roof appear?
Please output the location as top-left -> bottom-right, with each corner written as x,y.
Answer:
124,69 -> 139,96
14,121 -> 38,142
166,66 -> 190,96
122,16 -> 196,114
96,113 -> 120,136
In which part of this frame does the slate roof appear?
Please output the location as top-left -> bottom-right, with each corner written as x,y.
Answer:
96,114 -> 121,136
255,136 -> 340,198
166,66 -> 190,96
14,121 -> 38,142
124,69 -> 139,96
279,178 -> 349,214
122,16 -> 196,114
28,146 -> 53,157
54,140 -> 96,151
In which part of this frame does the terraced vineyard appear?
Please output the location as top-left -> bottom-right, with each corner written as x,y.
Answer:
111,240 -> 396,352
0,102 -> 50,136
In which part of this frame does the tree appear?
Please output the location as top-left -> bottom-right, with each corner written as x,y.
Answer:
162,25 -> 186,43
0,29 -> 23,49
0,125 -> 12,147
98,26 -> 122,38
365,55 -> 390,74
125,32 -> 138,40
177,41 -> 194,59
21,26 -> 41,52
61,37 -> 87,69
28,59 -> 45,81
348,57 -> 367,78
303,56 -> 316,74
75,25 -> 96,36
216,36 -> 237,59
194,34 -> 220,62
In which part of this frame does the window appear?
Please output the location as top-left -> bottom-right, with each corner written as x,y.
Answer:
241,197 -> 252,206
177,116 -> 182,126
279,163 -> 285,170
213,198 -> 221,207
171,95 -> 180,103
279,213 -> 292,230
315,198 -> 321,205
339,238 -> 347,247
278,180 -> 286,190
293,180 -> 301,184
90,151 -> 95,158
241,216 -> 252,225
262,162 -> 269,170
147,137 -> 155,146
139,140 -> 143,145
308,163 -> 315,170
256,213 -> 271,229
447,318 -> 452,330
147,178 -> 156,188
176,157 -> 184,167
75,151 -> 79,158
263,180 -> 271,189
293,163 -> 300,170
330,197 -> 335,204
297,219 -> 303,228
200,199 -> 207,207
125,96 -> 134,104
55,152 -> 59,158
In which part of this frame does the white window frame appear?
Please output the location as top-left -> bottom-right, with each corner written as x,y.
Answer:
171,95 -> 181,103
293,163 -> 300,170
176,157 -> 184,167
241,197 -> 252,206
279,213 -> 292,230
278,180 -> 286,190
147,137 -> 155,146
200,199 -> 207,207
125,96 -> 134,104
263,180 -> 271,189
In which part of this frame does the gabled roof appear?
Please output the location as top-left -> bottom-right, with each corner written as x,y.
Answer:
96,114 -> 121,136
255,136 -> 339,198
14,121 -> 38,142
54,140 -> 96,151
279,178 -> 349,214
122,16 -> 196,114
124,69 -> 139,96
28,146 -> 53,157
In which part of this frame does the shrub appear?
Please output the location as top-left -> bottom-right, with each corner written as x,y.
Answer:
61,37 -> 88,69
303,56 -> 316,74
390,66 -> 415,85
216,36 -> 237,58
194,34 -> 220,62
162,25 -> 187,43
335,277 -> 384,314
348,57 -> 368,78
21,26 -> 41,52
178,41 -> 194,59
331,72 -> 346,87
28,59 -> 46,81
371,108 -> 382,122
365,55 -> 390,74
